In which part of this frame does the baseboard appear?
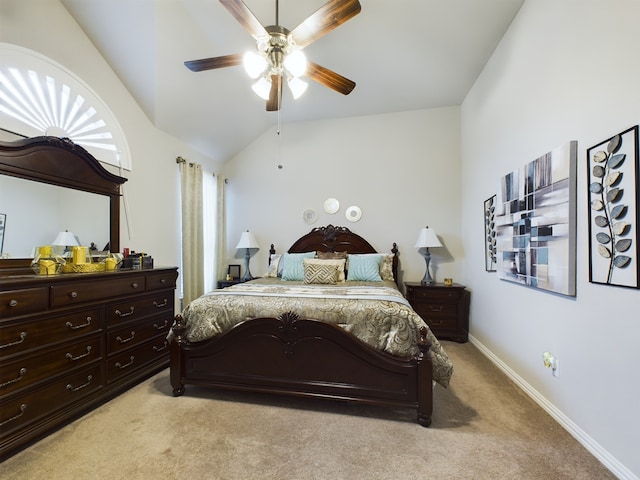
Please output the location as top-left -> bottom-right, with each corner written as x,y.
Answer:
469,334 -> 637,480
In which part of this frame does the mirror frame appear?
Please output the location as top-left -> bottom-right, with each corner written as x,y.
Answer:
0,136 -> 127,272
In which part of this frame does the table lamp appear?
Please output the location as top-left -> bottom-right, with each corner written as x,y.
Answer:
236,230 -> 259,281
415,226 -> 442,285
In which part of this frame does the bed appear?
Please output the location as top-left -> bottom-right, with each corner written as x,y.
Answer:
169,225 -> 453,426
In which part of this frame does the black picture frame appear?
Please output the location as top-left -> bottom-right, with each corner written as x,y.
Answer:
587,125 -> 640,288
227,264 -> 241,280
484,196 -> 497,272
0,213 -> 5,255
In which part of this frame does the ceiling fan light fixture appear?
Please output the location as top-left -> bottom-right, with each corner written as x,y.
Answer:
243,51 -> 268,79
252,76 -> 272,100
283,49 -> 307,78
288,76 -> 308,99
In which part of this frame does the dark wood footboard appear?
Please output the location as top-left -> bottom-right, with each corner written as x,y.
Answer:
170,311 -> 433,426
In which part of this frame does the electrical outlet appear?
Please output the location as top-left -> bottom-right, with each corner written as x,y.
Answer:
542,352 -> 559,377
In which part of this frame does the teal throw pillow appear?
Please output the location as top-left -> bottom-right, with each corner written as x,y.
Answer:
347,254 -> 384,282
281,252 -> 316,281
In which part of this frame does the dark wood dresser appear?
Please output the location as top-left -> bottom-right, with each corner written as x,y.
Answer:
0,267 -> 178,460
405,282 -> 470,343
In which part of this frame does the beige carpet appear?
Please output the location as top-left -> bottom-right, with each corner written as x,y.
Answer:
0,341 -> 614,480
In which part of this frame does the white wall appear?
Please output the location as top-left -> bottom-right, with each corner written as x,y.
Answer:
461,1 -> 640,478
0,0 -> 221,300
222,107 -> 463,287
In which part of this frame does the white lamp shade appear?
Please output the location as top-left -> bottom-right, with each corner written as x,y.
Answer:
236,230 -> 259,249
414,227 -> 442,249
243,51 -> 268,79
251,77 -> 271,100
288,76 -> 308,99
52,230 -> 80,247
283,50 -> 307,78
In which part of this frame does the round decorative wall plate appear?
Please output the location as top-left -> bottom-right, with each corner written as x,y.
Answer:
303,209 -> 317,224
323,197 -> 340,214
345,206 -> 362,222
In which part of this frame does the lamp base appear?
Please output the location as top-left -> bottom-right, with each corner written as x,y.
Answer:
421,249 -> 435,285
242,248 -> 253,282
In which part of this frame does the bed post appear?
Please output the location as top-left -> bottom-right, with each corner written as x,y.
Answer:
170,314 -> 186,397
416,326 -> 433,427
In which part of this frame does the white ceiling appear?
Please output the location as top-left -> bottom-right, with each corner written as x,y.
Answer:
61,0 -> 524,163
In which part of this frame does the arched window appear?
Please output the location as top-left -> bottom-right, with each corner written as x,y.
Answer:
0,43 -> 131,170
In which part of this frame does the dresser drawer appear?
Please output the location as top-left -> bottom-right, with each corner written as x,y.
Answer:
406,287 -> 463,302
0,334 -> 102,396
0,364 -> 104,438
412,302 -> 459,319
0,308 -> 102,359
106,338 -> 169,383
0,288 -> 49,319
146,271 -> 178,291
50,276 -> 146,307
106,293 -> 174,327
107,315 -> 171,355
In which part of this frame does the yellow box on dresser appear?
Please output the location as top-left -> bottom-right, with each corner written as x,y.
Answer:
0,267 -> 178,461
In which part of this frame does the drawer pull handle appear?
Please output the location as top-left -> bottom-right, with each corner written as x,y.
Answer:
153,299 -> 168,308
116,331 -> 136,344
428,305 -> 444,312
131,282 -> 139,289
115,306 -> 135,317
153,320 -> 169,330
70,291 -> 78,298
67,375 -> 93,392
0,331 -> 27,349
0,404 -> 27,426
153,341 -> 168,352
0,368 -> 27,389
66,346 -> 92,361
115,356 -> 135,370
8,299 -> 18,307
160,278 -> 166,284
66,317 -> 92,330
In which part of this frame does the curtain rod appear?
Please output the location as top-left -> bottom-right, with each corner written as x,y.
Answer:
176,156 -> 228,182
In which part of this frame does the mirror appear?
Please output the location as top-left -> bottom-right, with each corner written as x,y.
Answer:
0,175 -> 109,258
0,136 -> 126,272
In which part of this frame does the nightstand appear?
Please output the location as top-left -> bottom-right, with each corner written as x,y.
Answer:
217,279 -> 243,288
405,282 -> 470,343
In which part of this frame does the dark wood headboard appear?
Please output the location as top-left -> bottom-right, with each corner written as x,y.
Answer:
271,225 -> 399,281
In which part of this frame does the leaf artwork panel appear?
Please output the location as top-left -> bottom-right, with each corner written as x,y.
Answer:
587,125 -> 640,288
484,195 -> 497,271
494,142 -> 577,296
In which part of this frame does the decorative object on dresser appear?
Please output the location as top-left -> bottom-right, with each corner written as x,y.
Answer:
414,226 -> 442,285
0,136 -> 178,461
236,230 -> 259,282
405,282 -> 470,343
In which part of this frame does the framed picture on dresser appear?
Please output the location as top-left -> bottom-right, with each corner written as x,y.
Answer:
227,264 -> 241,280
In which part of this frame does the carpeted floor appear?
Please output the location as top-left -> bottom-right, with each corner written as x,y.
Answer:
0,341 -> 615,479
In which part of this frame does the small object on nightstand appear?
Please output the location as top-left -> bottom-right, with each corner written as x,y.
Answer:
405,281 -> 470,343
444,277 -> 453,286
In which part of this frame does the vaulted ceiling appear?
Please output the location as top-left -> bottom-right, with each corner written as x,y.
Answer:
61,0 -> 524,163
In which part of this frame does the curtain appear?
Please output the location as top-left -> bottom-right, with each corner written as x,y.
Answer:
203,172 -> 226,293
179,160 -> 204,305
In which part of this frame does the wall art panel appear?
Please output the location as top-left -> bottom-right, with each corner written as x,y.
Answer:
495,141 -> 577,296
587,126 -> 639,288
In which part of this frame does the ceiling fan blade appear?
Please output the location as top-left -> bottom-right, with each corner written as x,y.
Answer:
289,0 -> 361,48
266,75 -> 283,111
219,0 -> 268,40
306,61 -> 355,95
184,54 -> 243,72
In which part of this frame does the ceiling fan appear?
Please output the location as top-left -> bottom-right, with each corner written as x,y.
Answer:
184,0 -> 361,111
